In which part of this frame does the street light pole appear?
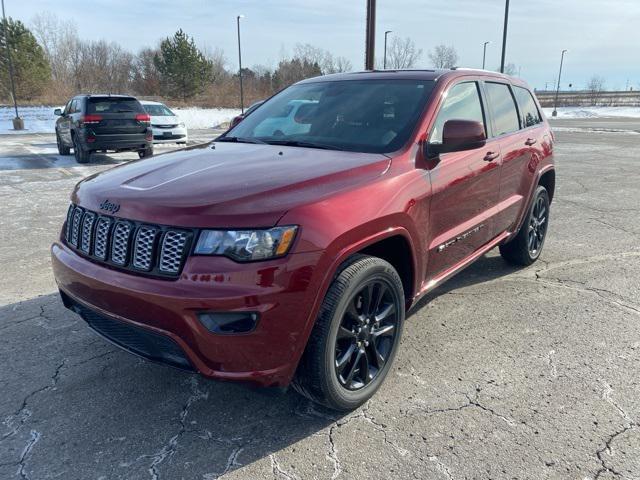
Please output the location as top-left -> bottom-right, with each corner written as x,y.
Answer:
1,0 -> 22,129
482,41 -> 490,69
552,49 -> 568,117
364,0 -> 376,70
499,0 -> 510,73
383,30 -> 392,69
236,15 -> 245,114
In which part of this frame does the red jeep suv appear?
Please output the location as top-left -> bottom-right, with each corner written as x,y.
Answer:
52,69 -> 555,411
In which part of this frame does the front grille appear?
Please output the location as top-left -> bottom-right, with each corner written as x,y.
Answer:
159,231 -> 188,274
64,204 -> 193,279
80,212 -> 96,253
111,222 -> 132,265
133,226 -> 157,271
152,124 -> 178,129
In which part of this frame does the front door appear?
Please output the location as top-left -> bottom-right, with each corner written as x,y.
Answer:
426,81 -> 502,278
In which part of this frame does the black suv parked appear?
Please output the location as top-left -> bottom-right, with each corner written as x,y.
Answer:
54,95 -> 153,163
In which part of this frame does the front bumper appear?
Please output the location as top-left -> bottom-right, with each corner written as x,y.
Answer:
151,126 -> 188,144
51,241 -> 322,387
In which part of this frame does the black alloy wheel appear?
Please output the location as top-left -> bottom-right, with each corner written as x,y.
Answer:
334,280 -> 399,390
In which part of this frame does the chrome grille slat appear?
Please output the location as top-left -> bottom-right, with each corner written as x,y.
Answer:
70,208 -> 84,247
159,231 -> 188,274
133,226 -> 157,271
111,222 -> 132,266
64,205 -> 190,278
80,212 -> 96,253
94,217 -> 112,260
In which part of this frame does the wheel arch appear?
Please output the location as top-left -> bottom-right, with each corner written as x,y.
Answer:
538,168 -> 556,203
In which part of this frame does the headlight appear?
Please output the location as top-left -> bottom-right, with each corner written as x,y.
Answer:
179,122 -> 185,127
194,226 -> 298,261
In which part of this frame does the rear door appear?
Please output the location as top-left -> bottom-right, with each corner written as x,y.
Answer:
484,82 -> 543,233
86,97 -> 148,136
426,80 -> 503,278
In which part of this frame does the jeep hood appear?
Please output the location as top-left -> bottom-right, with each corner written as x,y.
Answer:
73,142 -> 391,228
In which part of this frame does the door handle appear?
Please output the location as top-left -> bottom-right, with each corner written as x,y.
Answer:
483,151 -> 500,162
525,138 -> 537,146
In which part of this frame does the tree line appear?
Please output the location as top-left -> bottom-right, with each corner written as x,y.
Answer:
2,12 -> 615,108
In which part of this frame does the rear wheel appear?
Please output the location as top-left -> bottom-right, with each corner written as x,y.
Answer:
500,185 -> 550,266
293,255 -> 405,411
56,131 -> 70,155
138,147 -> 153,159
73,135 -> 90,164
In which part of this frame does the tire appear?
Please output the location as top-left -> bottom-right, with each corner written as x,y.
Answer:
499,185 -> 550,266
73,135 -> 90,164
138,147 -> 153,159
56,131 -> 70,155
293,254 -> 405,411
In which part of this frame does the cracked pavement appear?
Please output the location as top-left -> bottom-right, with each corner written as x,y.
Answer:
1,120 -> 639,479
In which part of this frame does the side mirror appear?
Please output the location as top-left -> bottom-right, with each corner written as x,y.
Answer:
54,108 -> 63,116
428,119 -> 486,157
228,114 -> 244,130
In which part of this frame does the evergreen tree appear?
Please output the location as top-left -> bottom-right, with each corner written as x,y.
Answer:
154,29 -> 213,101
0,17 -> 51,101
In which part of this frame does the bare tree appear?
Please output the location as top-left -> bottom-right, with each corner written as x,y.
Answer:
428,44 -> 458,69
387,36 -> 422,69
503,63 -> 517,76
587,75 -> 606,106
31,12 -> 81,97
293,43 -> 352,75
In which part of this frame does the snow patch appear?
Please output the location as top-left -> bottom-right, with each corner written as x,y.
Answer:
543,106 -> 640,119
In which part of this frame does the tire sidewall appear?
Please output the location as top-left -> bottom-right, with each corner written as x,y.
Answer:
526,186 -> 550,261
321,261 -> 405,410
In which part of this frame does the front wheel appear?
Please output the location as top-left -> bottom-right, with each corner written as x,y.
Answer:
500,185 -> 550,266
293,255 -> 405,411
56,131 -> 70,155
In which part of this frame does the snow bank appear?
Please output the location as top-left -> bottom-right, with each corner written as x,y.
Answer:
542,107 -> 640,119
0,106 -> 240,134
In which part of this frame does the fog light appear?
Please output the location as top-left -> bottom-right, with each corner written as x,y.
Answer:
198,312 -> 259,334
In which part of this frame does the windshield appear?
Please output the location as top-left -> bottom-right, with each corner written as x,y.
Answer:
143,103 -> 175,116
226,79 -> 435,153
87,97 -> 144,114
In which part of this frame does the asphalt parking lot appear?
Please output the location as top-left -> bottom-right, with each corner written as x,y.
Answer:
1,118 -> 639,480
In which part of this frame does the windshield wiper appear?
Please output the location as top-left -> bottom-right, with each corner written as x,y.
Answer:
216,136 -> 268,145
264,140 -> 342,151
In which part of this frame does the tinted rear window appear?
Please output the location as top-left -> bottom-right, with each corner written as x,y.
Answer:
513,87 -> 542,128
485,82 -> 520,136
87,98 -> 144,114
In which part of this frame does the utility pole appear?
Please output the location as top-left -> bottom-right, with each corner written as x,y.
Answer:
482,41 -> 490,69
499,0 -> 510,73
552,49 -> 568,117
236,15 -> 244,113
365,0 -> 376,70
1,0 -> 22,129
383,30 -> 392,69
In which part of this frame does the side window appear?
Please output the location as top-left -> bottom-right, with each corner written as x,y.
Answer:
63,100 -> 72,115
68,100 -> 79,114
513,86 -> 542,128
429,82 -> 485,144
484,82 -> 520,136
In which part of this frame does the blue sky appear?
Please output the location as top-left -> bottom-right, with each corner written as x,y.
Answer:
6,0 -> 640,90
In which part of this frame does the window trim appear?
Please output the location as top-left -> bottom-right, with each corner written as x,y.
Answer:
427,80 -> 489,145
481,80 -> 522,139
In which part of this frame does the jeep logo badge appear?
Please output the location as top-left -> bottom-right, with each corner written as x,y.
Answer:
99,199 -> 120,214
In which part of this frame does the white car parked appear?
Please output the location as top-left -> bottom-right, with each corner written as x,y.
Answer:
140,101 -> 188,144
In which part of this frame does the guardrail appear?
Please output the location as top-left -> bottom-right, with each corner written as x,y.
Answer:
534,91 -> 640,107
